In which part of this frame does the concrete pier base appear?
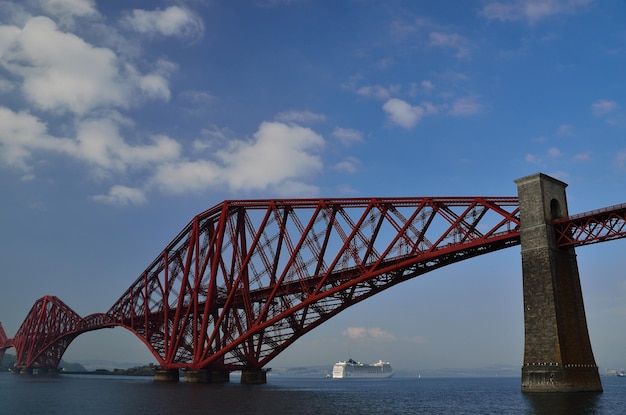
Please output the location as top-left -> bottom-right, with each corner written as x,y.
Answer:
515,173 -> 602,393
210,370 -> 230,383
240,369 -> 267,384
183,369 -> 230,383
154,369 -> 180,382
522,365 -> 602,393
16,367 -> 56,375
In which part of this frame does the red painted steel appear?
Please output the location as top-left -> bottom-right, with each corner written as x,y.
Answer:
0,322 -> 10,364
6,197 -> 525,371
553,203 -> 626,247
105,197 -> 520,371
10,296 -> 85,370
6,197 -> 626,373
0,322 -> 7,346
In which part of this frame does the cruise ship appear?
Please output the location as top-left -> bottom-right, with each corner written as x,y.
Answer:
332,359 -> 394,379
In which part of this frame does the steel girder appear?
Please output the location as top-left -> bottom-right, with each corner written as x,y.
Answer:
553,203 -> 626,247
0,322 -> 8,347
11,296 -> 84,370
0,323 -> 7,344
0,322 -> 10,364
8,299 -> 134,371
106,197 -> 521,371
10,197 -> 626,373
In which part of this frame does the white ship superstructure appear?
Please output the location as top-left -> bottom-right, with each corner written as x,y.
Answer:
332,359 -> 394,379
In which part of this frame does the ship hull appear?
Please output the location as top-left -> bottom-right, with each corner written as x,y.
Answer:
332,359 -> 393,379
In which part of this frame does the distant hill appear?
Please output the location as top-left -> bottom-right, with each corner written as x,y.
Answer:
0,353 -> 15,370
1,354 -> 87,372
1,353 -> 522,379
268,364 -> 520,378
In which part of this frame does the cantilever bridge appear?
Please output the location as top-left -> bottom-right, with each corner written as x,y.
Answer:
1,173 -> 626,389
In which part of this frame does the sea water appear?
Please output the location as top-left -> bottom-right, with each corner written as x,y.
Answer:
2,372 -> 626,414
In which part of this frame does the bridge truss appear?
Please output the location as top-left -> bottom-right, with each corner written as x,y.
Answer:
3,193 -> 625,376
5,195 -> 625,374
1,197 -> 522,372
554,202 -> 626,247
0,322 -> 10,365
107,197 -> 521,371
3,197 -> 625,373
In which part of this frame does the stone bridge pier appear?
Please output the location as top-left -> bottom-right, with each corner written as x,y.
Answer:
515,173 -> 602,392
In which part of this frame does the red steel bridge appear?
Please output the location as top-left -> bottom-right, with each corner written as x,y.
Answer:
1,194 -> 626,380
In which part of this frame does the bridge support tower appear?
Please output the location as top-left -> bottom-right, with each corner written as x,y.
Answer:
515,173 -> 602,392
13,367 -> 57,375
241,369 -> 268,384
154,368 -> 180,382
183,369 -> 230,383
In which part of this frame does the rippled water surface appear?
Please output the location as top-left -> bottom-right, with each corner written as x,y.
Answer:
2,372 -> 626,414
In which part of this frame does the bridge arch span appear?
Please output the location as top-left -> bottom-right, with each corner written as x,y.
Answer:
4,177 -> 626,390
3,197 -> 522,373
101,197 -> 521,372
5,299 -> 169,372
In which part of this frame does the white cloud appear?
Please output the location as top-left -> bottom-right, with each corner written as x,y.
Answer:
180,90 -> 216,105
275,110 -> 326,124
256,0 -> 308,7
333,157 -> 360,174
92,185 -> 147,206
0,5 -> 325,204
382,98 -> 425,129
138,73 -> 171,101
525,153 -> 540,164
592,99 -> 617,115
422,101 -> 439,115
481,2 -> 521,21
219,121 -> 324,191
410,335 -> 428,344
548,147 -> 561,158
421,80 -> 435,90
618,150 -> 626,170
481,0 -> 593,23
0,106 -> 68,171
41,0 -> 98,24
122,6 -> 204,39
556,124 -> 573,136
343,326 -> 395,341
0,25 -> 21,57
332,127 -> 363,145
336,183 -> 358,195
270,180 -> 320,197
343,327 -> 366,339
356,85 -> 393,100
524,147 -> 566,164
573,152 -> 590,161
0,105 -> 181,179
449,97 -> 482,116
74,118 -> 182,171
2,17 -> 128,115
0,99 -> 324,202
1,15 -> 173,114
151,160 -> 222,194
152,122 -> 325,195
0,78 -> 14,93
429,31 -> 471,58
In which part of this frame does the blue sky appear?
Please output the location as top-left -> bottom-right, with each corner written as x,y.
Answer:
1,0 -> 626,372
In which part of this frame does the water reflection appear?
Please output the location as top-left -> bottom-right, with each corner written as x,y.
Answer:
523,391 -> 602,415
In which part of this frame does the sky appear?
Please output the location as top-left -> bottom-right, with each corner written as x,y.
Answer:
1,0 -> 626,373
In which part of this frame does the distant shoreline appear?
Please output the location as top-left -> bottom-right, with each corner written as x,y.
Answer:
61,365 -> 156,377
